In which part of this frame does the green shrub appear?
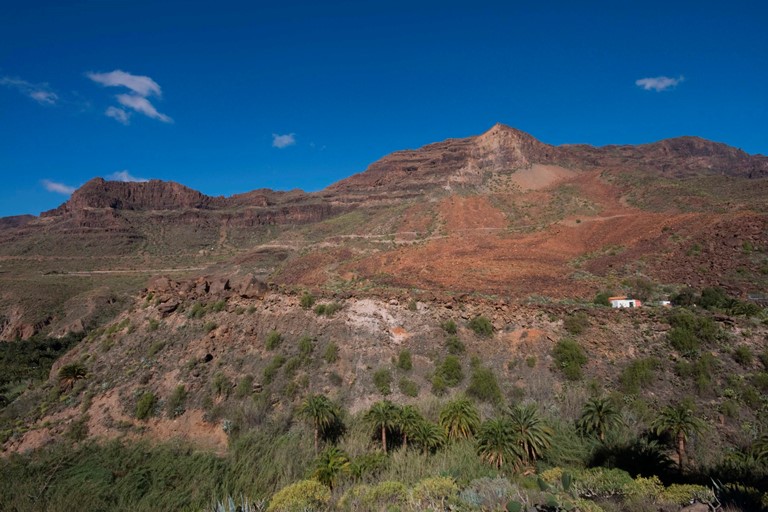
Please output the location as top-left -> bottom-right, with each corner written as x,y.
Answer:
752,371 -> 768,392
659,483 -> 715,506
397,349 -> 412,371
203,321 -> 217,333
298,335 -> 314,356
399,377 -> 419,397
211,300 -> 226,312
675,352 -> 717,395
314,302 -> 342,316
328,372 -> 343,386
187,302 -> 206,319
467,364 -> 502,403
267,479 -> 331,512
699,287 -> 729,309
135,391 -> 157,420
468,316 -> 493,337
446,335 -> 465,355
323,342 -> 339,363
263,355 -> 286,384
66,414 -> 90,441
563,312 -> 589,335
166,385 -> 187,418
299,292 -> 315,309
593,292 -> 611,307
572,467 -> 633,498
235,375 -> 254,398
212,372 -> 231,397
667,310 -> 720,353
407,299 -> 418,311
148,319 -> 160,331
436,355 -> 463,386
431,373 -> 447,396
147,341 -> 165,358
283,356 -> 302,378
441,319 -> 458,334
265,330 -> 282,350
412,476 -> 459,511
619,357 -> 659,394
668,326 -> 700,355
526,356 -> 537,368
373,368 -> 392,395
733,345 -> 753,367
553,339 -> 587,380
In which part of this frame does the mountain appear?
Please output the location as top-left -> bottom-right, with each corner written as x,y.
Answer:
2,125 -> 768,491
1,124 -> 767,340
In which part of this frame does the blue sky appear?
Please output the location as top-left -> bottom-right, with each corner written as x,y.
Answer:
1,0 -> 766,217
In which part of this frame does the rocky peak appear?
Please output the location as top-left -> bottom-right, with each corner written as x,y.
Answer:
42,177 -> 213,217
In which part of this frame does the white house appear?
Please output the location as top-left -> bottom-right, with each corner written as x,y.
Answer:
609,296 -> 641,308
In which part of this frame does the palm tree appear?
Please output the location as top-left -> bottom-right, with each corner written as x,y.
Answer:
507,403 -> 553,464
477,417 -> 520,469
411,420 -> 446,454
299,394 -> 339,453
397,405 -> 423,450
312,446 -> 350,489
58,363 -> 87,391
365,400 -> 398,453
439,396 -> 480,441
651,402 -> 706,472
577,397 -> 624,442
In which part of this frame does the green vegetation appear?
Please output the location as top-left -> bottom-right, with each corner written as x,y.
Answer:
563,312 -> 589,335
593,292 -> 611,307
619,357 -> 659,394
396,349 -> 412,371
166,385 -> 187,418
468,316 -> 494,337
298,335 -> 314,356
135,391 -> 157,420
445,335 -> 465,355
372,368 -> 392,395
466,363 -> 502,404
265,330 -> 282,350
434,355 -> 463,387
323,342 -> 339,363
314,302 -> 342,316
552,338 -> 587,380
398,377 -> 419,397
441,319 -> 457,334
299,291 -> 315,309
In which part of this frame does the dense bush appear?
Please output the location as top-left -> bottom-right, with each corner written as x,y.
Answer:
135,391 -> 157,420
619,357 -> 659,394
373,368 -> 392,395
299,292 -> 315,309
441,319 -> 457,334
314,302 -> 342,316
553,339 -> 587,380
563,312 -> 589,335
298,335 -> 314,356
435,356 -> 464,387
445,335 -> 465,355
265,330 -> 282,350
397,349 -> 413,371
267,479 -> 331,512
323,342 -> 339,363
166,385 -> 187,418
468,316 -> 493,337
466,364 -> 502,404
399,377 -> 419,397
593,292 -> 611,307
733,345 -> 753,367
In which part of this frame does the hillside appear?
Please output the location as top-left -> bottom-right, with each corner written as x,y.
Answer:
1,125 -> 768,510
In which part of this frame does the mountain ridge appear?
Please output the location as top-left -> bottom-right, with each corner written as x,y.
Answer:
10,124 -> 768,221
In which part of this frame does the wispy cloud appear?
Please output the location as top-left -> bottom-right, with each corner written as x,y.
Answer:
0,77 -> 59,105
41,179 -> 76,195
105,106 -> 131,125
87,69 -> 172,123
116,94 -> 172,123
86,70 -> 161,97
107,170 -> 148,182
272,133 -> 296,149
635,75 -> 684,92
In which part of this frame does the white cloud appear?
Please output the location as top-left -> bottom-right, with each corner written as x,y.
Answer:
107,170 -> 148,182
116,94 -> 172,123
272,133 -> 296,149
635,75 -> 684,92
86,70 -> 162,97
0,77 -> 58,105
87,69 -> 171,124
41,179 -> 76,195
105,106 -> 131,125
